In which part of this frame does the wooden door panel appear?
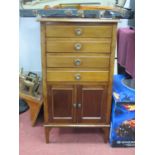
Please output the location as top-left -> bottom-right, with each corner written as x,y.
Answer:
52,90 -> 72,117
77,85 -> 107,123
47,85 -> 76,123
82,90 -> 102,117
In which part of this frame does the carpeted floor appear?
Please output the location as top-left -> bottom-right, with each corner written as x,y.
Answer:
19,111 -> 135,155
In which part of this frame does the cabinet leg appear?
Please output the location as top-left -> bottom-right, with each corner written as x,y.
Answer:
45,127 -> 51,143
102,127 -> 109,143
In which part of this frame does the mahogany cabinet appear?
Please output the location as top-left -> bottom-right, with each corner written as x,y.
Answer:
39,18 -> 118,143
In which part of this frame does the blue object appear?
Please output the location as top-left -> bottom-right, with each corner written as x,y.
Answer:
109,74 -> 135,147
19,99 -> 29,114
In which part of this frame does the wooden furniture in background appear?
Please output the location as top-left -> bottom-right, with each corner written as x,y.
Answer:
39,18 -> 118,143
19,80 -> 43,126
19,92 -> 43,126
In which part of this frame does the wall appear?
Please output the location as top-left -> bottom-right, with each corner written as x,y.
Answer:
19,17 -> 41,72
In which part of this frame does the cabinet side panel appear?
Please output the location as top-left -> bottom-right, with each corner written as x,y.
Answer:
106,24 -> 117,124
41,23 -> 48,123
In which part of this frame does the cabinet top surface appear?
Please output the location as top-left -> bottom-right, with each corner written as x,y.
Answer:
37,17 -> 119,23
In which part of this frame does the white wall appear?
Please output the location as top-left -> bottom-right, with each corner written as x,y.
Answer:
19,17 -> 41,72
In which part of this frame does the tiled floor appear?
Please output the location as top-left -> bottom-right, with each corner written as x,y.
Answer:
19,111 -> 135,155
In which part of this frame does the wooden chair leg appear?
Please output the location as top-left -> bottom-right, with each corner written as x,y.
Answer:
45,127 -> 51,143
102,127 -> 110,143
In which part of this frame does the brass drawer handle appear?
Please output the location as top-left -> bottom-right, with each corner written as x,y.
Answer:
74,43 -> 82,51
75,28 -> 82,36
74,74 -> 81,80
74,59 -> 81,66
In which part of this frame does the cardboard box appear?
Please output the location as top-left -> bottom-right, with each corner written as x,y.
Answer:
109,74 -> 135,147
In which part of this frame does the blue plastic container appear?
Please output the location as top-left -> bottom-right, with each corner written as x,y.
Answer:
109,74 -> 135,147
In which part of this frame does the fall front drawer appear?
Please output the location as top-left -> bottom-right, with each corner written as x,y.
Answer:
46,53 -> 110,68
46,38 -> 111,53
47,69 -> 109,82
46,24 -> 113,38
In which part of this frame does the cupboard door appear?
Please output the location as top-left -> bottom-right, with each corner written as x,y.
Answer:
47,85 -> 76,123
77,85 -> 107,123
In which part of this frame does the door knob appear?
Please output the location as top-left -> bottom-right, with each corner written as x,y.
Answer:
73,103 -> 77,108
75,28 -> 82,36
78,103 -> 81,108
74,74 -> 81,80
74,43 -> 82,51
74,59 -> 81,66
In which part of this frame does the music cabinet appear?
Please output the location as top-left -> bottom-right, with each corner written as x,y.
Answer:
38,18 -> 118,143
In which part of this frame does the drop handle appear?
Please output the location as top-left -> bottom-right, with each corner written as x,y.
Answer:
74,43 -> 82,51
74,74 -> 81,80
74,59 -> 81,66
75,28 -> 82,36
77,103 -> 81,108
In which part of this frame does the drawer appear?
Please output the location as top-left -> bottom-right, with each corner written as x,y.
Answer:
46,38 -> 111,53
47,69 -> 109,82
46,53 -> 110,68
46,24 -> 113,38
